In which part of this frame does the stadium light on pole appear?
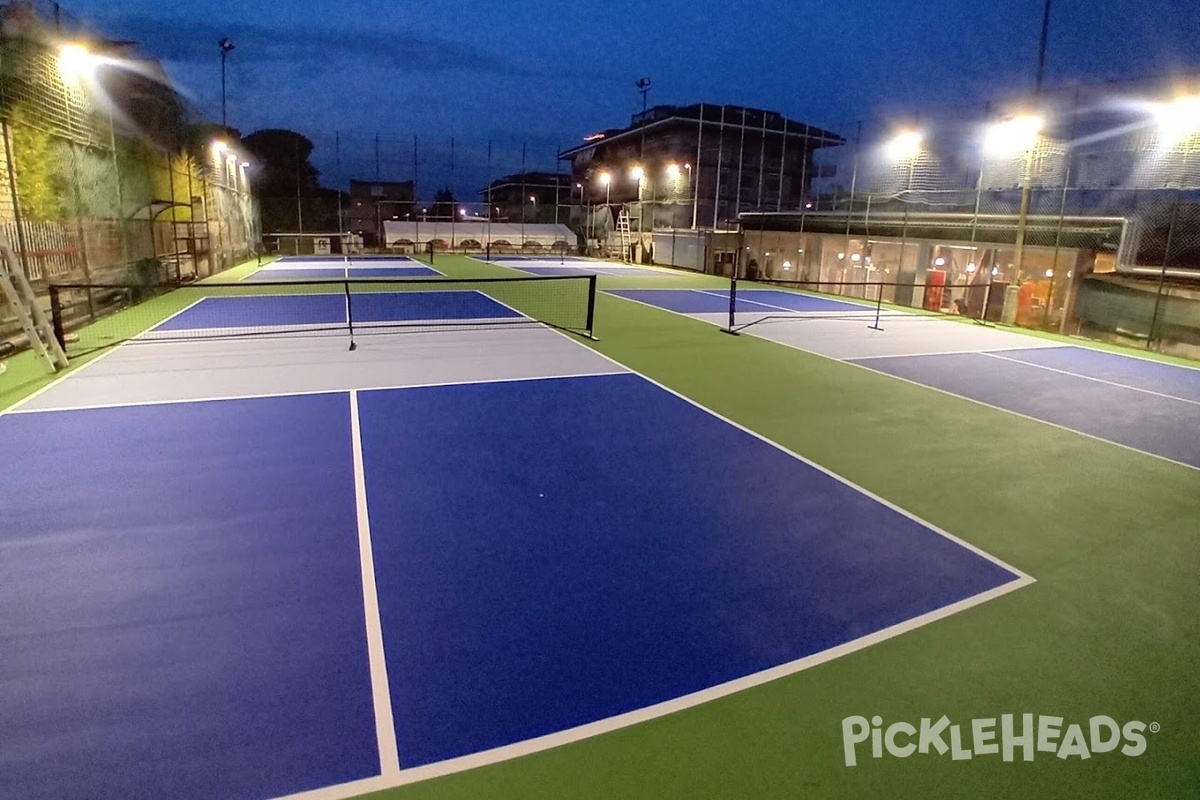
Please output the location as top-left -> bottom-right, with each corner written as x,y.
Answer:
599,171 -> 612,208
1147,95 -> 1200,342
219,38 -> 235,128
985,115 -> 1044,284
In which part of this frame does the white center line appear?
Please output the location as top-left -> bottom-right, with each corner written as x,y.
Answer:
349,390 -> 401,777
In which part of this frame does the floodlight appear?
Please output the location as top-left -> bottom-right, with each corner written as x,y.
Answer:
1153,96 -> 1200,147
630,165 -> 644,181
58,43 -> 95,81
984,115 -> 1043,157
885,130 -> 923,160
599,172 -> 612,186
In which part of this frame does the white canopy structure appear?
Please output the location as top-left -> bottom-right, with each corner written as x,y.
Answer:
382,221 -> 574,252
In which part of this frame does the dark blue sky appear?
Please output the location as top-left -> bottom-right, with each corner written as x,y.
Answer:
77,0 -> 1200,190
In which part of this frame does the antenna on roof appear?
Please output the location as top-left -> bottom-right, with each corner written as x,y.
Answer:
635,77 -> 652,113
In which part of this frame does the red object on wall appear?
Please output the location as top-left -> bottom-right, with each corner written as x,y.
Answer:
924,269 -> 946,311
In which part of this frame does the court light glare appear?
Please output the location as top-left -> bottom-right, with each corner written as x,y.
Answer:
885,130 -> 923,160
984,115 -> 1043,157
599,172 -> 612,186
630,165 -> 644,181
966,262 -> 978,273
665,163 -> 680,179
1153,96 -> 1200,148
1045,268 -> 1055,278
212,140 -> 228,154
58,43 -> 96,81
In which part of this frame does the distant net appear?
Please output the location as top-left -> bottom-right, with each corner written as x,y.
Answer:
723,276 -> 1004,334
49,275 -> 597,355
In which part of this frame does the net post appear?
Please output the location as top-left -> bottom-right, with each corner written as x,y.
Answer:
49,284 -> 67,350
720,274 -> 740,335
344,280 -> 357,351
486,242 -> 491,262
585,274 -> 597,338
868,281 -> 884,330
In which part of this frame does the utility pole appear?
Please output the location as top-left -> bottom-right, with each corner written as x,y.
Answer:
1034,0 -> 1052,97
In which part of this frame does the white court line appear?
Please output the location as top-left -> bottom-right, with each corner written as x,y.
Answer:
0,297 -> 207,415
268,307 -> 1036,800
349,390 -> 402,778
6,371 -> 631,415
604,289 -> 1200,472
845,344 -> 1063,361
980,351 -> 1200,407
269,577 -> 1030,800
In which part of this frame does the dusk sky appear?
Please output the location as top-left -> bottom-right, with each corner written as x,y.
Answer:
74,0 -> 1200,191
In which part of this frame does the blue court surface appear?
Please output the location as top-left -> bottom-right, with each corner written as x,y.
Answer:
853,346 -> 1200,469
0,360 -> 1027,797
483,256 -> 673,278
154,291 -> 520,333
608,287 -> 872,314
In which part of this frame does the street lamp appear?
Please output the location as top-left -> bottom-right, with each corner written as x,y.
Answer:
599,171 -> 612,207
219,38 -> 235,128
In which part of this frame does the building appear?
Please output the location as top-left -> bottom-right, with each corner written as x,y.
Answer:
347,179 -> 415,246
480,172 -> 573,224
558,103 -> 844,235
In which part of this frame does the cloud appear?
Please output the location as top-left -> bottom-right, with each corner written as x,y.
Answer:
93,13 -> 532,77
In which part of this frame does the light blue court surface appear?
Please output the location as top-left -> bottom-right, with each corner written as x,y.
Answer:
245,266 -> 441,281
483,257 -> 672,278
273,255 -> 418,264
155,291 -> 521,332
608,287 -> 871,314
854,346 -> 1200,469
0,372 -> 1023,798
607,288 -> 1200,470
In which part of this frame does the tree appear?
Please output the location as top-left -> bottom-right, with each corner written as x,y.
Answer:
432,186 -> 457,220
241,129 -> 321,198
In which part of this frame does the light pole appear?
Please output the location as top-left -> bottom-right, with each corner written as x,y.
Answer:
599,171 -> 612,253
219,38 -> 235,128
685,163 -> 696,229
630,165 -> 644,261
1148,96 -> 1200,344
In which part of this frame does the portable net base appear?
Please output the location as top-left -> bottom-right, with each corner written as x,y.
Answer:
50,275 -> 597,357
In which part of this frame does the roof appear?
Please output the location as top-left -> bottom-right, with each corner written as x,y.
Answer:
560,103 -> 845,159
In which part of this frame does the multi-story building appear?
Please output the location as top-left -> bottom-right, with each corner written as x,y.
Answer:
347,179 -> 415,246
558,103 -> 844,231
479,172 -> 574,223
